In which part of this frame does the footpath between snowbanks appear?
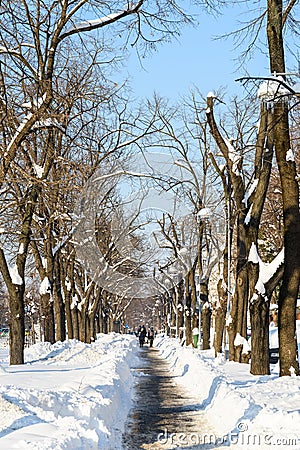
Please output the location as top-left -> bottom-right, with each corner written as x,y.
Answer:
1,333 -> 299,449
156,335 -> 300,449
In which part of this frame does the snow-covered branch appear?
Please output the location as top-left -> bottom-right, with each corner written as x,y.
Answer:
60,1 -> 144,41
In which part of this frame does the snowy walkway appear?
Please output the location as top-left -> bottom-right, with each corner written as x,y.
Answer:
0,334 -> 299,449
122,347 -> 217,449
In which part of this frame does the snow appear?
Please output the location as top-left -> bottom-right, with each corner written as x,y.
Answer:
8,264 -> 23,285
234,332 -> 251,354
22,95 -> 46,110
269,326 -> 279,348
225,138 -> 240,176
0,334 -> 138,449
197,207 -> 211,220
0,332 -> 300,449
39,276 -> 51,295
207,91 -> 216,98
6,113 -> 33,154
64,3 -> 141,35
33,163 -> 44,179
256,249 -> 284,296
244,204 -> 253,225
286,149 -> 295,162
68,13 -> 121,32
32,118 -> 64,131
226,314 -> 233,326
65,278 -> 71,292
248,247 -> 284,298
257,76 -> 291,102
248,242 -> 259,264
243,178 -> 259,207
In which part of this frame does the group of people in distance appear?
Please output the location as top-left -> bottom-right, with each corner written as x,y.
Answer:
136,325 -> 155,348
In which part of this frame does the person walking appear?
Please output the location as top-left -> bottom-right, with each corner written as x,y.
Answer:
139,325 -> 147,347
147,327 -> 155,348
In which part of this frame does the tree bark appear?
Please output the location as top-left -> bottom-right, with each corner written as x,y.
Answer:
41,293 -> 55,344
201,281 -> 211,350
214,279 -> 228,355
250,296 -> 270,375
202,306 -> 211,350
9,285 -> 25,365
267,0 -> 300,376
185,274 -> 192,346
176,280 -> 185,339
249,261 -> 284,375
78,307 -> 88,342
53,255 -> 66,342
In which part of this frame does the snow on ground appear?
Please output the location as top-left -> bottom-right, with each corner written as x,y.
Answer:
0,334 -> 139,449
0,330 -> 300,449
156,333 -> 300,449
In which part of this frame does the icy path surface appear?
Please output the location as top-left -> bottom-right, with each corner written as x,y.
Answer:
122,347 -> 217,449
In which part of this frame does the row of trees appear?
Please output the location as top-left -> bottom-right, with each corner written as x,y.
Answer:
0,0 -> 299,378
0,0 -> 200,363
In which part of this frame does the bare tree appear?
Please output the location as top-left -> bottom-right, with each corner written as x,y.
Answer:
0,0 -> 200,364
266,0 -> 300,376
206,94 -> 280,371
230,0 -> 300,375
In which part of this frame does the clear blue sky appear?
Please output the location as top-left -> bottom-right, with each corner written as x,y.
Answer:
120,4 -> 270,102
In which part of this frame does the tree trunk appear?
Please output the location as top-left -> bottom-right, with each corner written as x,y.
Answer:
247,106 -> 275,372
200,281 -> 211,350
185,275 -> 192,346
177,280 -> 184,339
202,306 -> 211,350
275,103 -> 300,376
9,285 -> 25,365
170,290 -> 176,337
190,267 -> 199,330
95,313 -> 100,334
267,0 -> 300,376
78,307 -> 88,342
234,215 -> 249,362
41,293 -> 55,343
61,254 -> 75,340
87,310 -> 97,343
71,303 -> 79,339
213,279 -> 227,356
87,295 -> 101,343
53,256 -> 66,342
63,286 -> 73,339
250,295 -> 270,375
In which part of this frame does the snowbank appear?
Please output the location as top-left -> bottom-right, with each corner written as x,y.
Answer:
0,333 -> 139,449
156,336 -> 300,449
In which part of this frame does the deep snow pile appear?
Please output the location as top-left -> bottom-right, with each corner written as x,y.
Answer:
156,335 -> 300,449
0,333 -> 139,449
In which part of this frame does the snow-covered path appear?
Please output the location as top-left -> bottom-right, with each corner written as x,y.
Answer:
122,347 -> 216,449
